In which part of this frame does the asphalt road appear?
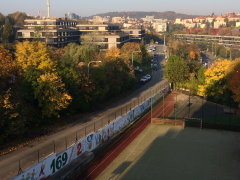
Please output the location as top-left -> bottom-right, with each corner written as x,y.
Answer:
0,45 -> 167,180
201,52 -> 216,68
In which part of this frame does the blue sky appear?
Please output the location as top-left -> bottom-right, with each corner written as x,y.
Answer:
1,0 -> 240,17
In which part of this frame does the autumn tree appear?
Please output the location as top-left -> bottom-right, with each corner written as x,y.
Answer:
228,59 -> 240,104
105,46 -> 120,59
120,42 -> 141,65
188,44 -> 200,61
34,72 -> 72,117
198,59 -> 233,103
15,41 -> 72,117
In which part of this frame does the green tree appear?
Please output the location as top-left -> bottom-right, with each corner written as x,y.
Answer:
64,43 -> 99,64
2,17 -> 14,43
164,55 -> 189,89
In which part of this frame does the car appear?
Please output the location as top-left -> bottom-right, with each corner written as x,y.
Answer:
145,74 -> 151,80
140,77 -> 148,83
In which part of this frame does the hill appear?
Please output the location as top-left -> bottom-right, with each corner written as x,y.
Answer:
91,11 -> 197,20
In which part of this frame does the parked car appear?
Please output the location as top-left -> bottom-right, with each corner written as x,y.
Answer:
140,76 -> 148,83
145,74 -> 151,80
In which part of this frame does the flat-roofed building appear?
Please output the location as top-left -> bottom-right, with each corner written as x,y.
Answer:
121,27 -> 145,42
17,18 -> 79,47
81,32 -> 130,49
77,23 -> 120,34
236,22 -> 240,27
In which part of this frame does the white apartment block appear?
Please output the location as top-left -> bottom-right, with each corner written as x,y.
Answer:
153,22 -> 167,32
112,17 -> 125,24
214,21 -> 226,28
236,22 -> 240,27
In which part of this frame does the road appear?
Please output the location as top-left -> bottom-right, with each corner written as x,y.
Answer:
201,51 -> 216,68
0,45 -> 167,180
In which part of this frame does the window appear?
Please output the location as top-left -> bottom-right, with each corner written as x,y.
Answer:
17,32 -> 22,37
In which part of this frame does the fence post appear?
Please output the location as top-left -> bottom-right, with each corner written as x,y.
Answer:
38,150 -> 40,163
163,93 -> 165,119
53,141 -> 56,153
18,160 -> 23,175
65,137 -> 67,149
76,132 -> 78,142
188,92 -> 191,118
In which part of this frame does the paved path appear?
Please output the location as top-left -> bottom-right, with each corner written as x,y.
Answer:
97,125 -> 240,180
0,45 -> 167,180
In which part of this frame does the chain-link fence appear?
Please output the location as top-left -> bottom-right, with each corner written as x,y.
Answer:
1,80 -> 170,180
153,91 -> 240,130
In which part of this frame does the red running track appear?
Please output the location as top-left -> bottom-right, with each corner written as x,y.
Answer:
80,93 -> 176,180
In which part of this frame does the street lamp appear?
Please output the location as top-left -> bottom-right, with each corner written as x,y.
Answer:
87,61 -> 102,78
131,51 -> 141,66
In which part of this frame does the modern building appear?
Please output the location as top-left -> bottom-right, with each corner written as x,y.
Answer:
77,23 -> 131,49
17,18 -> 79,47
88,32 -> 130,49
77,23 -> 120,34
121,27 -> 145,42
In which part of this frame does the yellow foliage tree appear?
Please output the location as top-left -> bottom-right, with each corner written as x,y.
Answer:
35,72 -> 72,117
120,42 -> 141,65
198,59 -> 232,97
15,41 -> 56,72
105,46 -> 120,58
15,41 -> 72,117
0,45 -> 17,79
228,58 -> 240,103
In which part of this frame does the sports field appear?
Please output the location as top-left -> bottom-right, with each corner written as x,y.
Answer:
97,125 -> 240,180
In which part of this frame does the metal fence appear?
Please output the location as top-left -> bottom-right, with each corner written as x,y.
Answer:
154,91 -> 240,130
1,80 -> 170,180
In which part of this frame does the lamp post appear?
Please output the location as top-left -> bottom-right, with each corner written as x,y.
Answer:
88,61 -> 102,78
131,51 -> 141,66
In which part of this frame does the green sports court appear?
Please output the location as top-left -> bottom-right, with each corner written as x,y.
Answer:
97,124 -> 240,180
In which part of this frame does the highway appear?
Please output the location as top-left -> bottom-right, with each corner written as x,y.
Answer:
0,45 -> 167,180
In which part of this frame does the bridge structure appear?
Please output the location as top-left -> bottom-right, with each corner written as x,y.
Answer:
174,34 -> 240,48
